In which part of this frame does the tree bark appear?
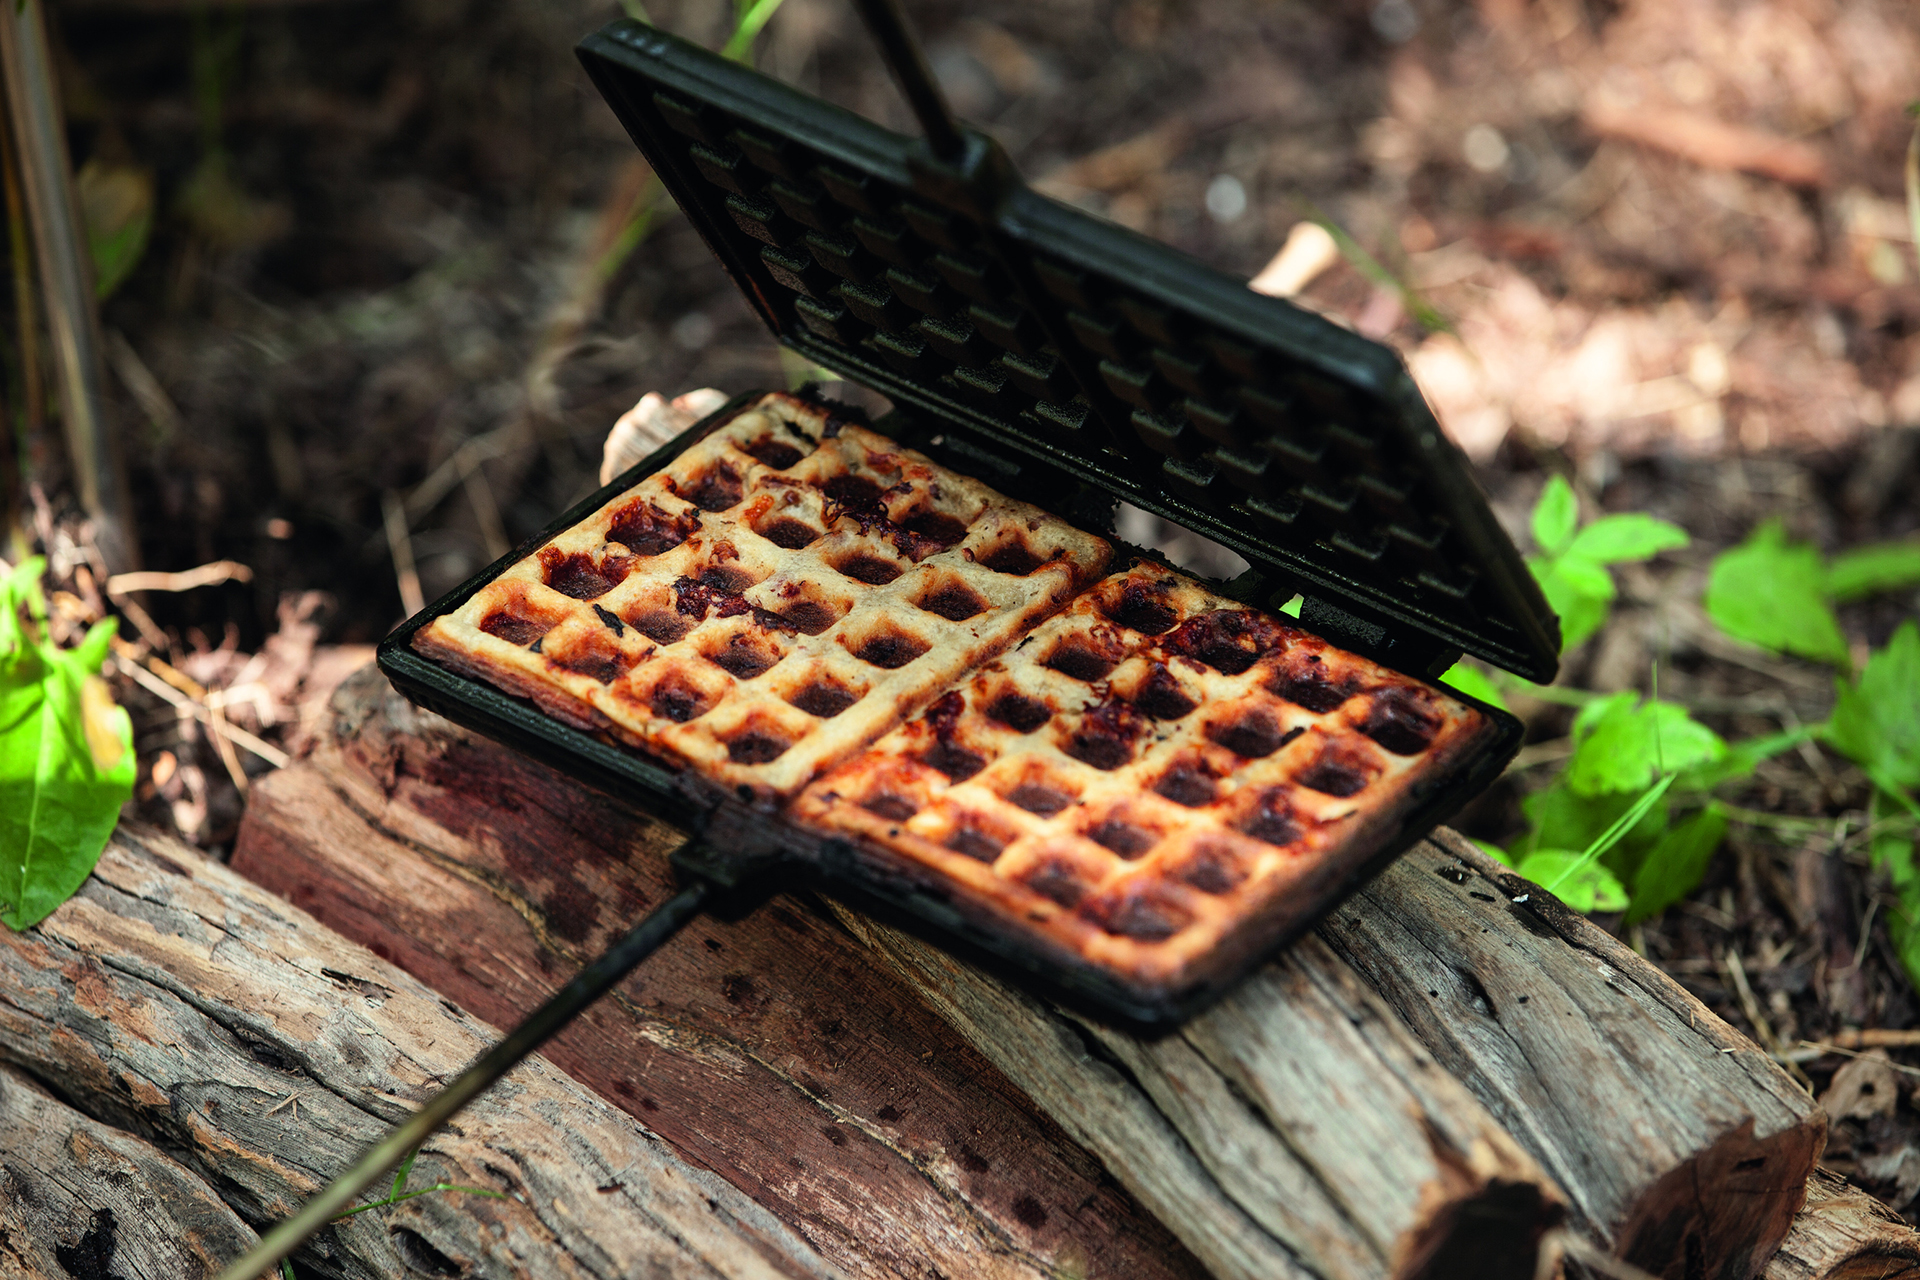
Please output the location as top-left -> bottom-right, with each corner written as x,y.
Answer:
1317,828 -> 1827,1280
0,825 -> 844,1280
0,1064 -> 258,1280
233,665 -> 1206,1280
235,666 -> 1567,1280
1763,1168 -> 1920,1280
832,907 -> 1565,1280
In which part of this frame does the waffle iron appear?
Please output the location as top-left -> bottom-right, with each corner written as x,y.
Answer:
220,4 -> 1557,1271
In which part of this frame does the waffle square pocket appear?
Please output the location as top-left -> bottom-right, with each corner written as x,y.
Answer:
790,563 -> 1503,999
413,392 -> 1111,801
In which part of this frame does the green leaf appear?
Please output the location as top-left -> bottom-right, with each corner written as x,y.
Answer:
1564,514 -> 1689,566
1828,621 -> 1920,797
390,1149 -> 418,1202
1438,660 -> 1508,711
76,161 -> 154,301
1530,557 -> 1613,653
1518,780 -> 1669,867
1675,723 -> 1824,793
0,561 -> 136,932
1624,804 -> 1728,924
1826,539 -> 1920,602
1515,850 -> 1629,913
1531,475 -> 1578,558
1704,520 -> 1849,666
1566,693 -> 1725,796
1871,789 -> 1920,992
720,0 -> 788,61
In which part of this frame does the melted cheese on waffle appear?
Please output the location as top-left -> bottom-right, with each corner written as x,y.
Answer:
789,563 -> 1496,993
414,393 -> 1111,800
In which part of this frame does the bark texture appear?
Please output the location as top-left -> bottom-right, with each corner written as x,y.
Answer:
233,665 -> 1205,1280
0,826 -> 844,1280
236,667 -> 1565,1280
0,1063 -> 257,1280
1318,828 -> 1827,1280
1761,1168 -> 1920,1280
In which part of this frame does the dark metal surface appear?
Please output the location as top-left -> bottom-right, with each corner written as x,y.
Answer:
575,19 -> 1559,682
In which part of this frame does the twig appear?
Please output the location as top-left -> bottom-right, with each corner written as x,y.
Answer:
1834,1026 -> 1920,1049
460,463 -> 510,562
107,560 -> 253,595
112,656 -> 291,769
1781,1041 -> 1920,1079
105,329 -> 185,442
206,698 -> 250,793
381,490 -> 424,618
1722,949 -> 1779,1053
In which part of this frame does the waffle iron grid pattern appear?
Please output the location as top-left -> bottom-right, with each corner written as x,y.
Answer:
791,563 -> 1497,989
413,394 -> 1111,801
577,21 -> 1556,680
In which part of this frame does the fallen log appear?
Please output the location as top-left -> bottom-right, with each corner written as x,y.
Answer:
832,907 -> 1563,1280
1317,830 -> 1827,1280
234,666 -> 1566,1280
1763,1168 -> 1920,1280
234,665 -> 1206,1280
0,1064 -> 258,1280
0,825 -> 843,1280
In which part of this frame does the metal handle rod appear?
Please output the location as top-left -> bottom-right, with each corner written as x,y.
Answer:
849,0 -> 966,161
213,879 -> 712,1280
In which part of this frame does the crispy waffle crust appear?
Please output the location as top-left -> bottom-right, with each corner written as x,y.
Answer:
413,393 -> 1112,801
789,562 -> 1499,1003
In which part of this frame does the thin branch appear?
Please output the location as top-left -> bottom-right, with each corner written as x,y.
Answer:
107,560 -> 253,595
112,655 -> 290,769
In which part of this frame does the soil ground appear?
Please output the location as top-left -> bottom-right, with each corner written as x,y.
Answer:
14,0 -> 1920,1226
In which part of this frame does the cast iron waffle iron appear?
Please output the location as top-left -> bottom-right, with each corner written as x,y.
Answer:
215,6 -> 1556,1272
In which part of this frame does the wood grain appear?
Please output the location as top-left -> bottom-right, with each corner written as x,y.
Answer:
233,665 -> 1206,1280
1318,829 -> 1827,1280
832,906 -> 1565,1280
1763,1168 -> 1920,1280
0,1064 -> 258,1280
0,826 -> 843,1280
238,665 -> 1565,1280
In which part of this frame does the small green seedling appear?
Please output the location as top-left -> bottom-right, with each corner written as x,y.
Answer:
1526,474 -> 1688,654
0,558 -> 136,932
331,1149 -> 505,1223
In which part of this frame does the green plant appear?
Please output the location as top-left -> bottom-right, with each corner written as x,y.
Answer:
1527,474 -> 1688,654
0,557 -> 135,931
1447,480 -> 1820,923
1704,521 -> 1920,669
331,1149 -> 504,1222
1453,478 -> 1920,940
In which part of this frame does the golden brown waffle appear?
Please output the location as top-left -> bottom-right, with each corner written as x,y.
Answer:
413,393 -> 1111,800
789,562 -> 1498,999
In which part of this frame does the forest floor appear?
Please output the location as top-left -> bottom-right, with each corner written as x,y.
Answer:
19,0 -> 1920,1222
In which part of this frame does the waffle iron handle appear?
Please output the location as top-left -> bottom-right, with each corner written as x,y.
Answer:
212,876 -> 715,1280
849,0 -> 966,162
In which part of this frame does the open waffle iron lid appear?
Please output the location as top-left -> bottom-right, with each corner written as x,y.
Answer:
575,18 -> 1560,685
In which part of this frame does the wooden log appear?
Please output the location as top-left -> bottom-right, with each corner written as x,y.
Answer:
234,665 -> 1567,1280
0,825 -> 844,1280
1763,1168 -> 1920,1280
1317,829 -> 1827,1280
233,666 -> 1206,1280
832,908 -> 1566,1280
0,1063 -> 258,1280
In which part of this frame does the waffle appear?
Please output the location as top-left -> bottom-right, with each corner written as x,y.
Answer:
789,562 -> 1499,999
413,393 -> 1111,801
